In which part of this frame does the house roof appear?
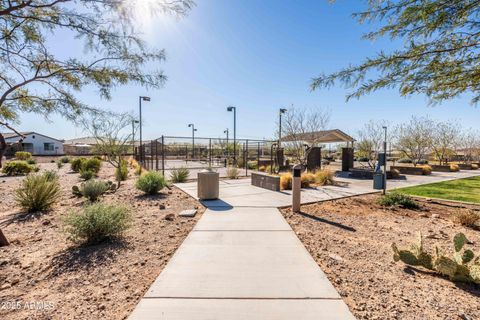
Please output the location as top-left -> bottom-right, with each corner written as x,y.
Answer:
1,131 -> 63,142
281,129 -> 355,144
63,137 -> 98,145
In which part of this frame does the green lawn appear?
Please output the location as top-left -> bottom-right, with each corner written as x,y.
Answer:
397,176 -> 480,204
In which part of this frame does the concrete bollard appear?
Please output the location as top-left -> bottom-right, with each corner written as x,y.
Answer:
292,164 -> 302,212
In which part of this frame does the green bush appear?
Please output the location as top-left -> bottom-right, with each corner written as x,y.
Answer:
70,157 -> 86,172
26,158 -> 37,165
43,169 -> 59,181
170,167 -> 190,183
247,161 -> 258,170
397,158 -> 413,164
81,158 -> 101,174
135,171 -> 167,194
56,160 -> 64,169
60,156 -> 70,163
115,160 -> 128,182
377,192 -> 419,209
14,172 -> 61,212
72,179 -> 111,202
15,151 -> 32,160
2,160 -> 37,176
79,168 -> 95,180
64,202 -> 131,245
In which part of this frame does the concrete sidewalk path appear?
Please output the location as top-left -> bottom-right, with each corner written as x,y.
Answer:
129,206 -> 355,319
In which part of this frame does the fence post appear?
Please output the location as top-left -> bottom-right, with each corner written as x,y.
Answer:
245,140 -> 249,176
257,142 -> 260,168
155,139 -> 159,171
209,138 -> 212,167
161,135 -> 165,176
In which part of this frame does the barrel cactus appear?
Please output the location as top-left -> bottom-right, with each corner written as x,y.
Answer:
392,232 -> 480,284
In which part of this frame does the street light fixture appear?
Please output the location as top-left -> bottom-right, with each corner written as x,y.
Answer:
279,108 -> 287,147
188,123 -> 197,159
227,106 -> 236,164
138,96 -> 150,164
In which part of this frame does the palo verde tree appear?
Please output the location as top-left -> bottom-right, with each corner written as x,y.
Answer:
0,0 -> 193,246
311,1 -> 480,104
0,0 -> 194,167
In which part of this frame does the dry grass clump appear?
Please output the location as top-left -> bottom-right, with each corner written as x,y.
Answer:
452,209 -> 480,228
421,165 -> 432,175
280,172 -> 292,190
301,172 -> 316,188
450,163 -> 460,172
472,164 -> 479,170
315,169 -> 335,185
227,166 -> 239,179
15,172 -> 61,212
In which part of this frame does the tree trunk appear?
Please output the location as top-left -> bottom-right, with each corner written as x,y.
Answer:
0,133 -> 6,168
0,229 -> 9,247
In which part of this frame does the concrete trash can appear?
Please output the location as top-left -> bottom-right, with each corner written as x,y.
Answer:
197,170 -> 219,200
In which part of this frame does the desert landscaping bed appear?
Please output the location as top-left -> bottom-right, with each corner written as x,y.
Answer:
281,195 -> 480,320
0,162 -> 204,320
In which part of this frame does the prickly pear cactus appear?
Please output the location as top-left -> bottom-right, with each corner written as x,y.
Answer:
392,232 -> 480,284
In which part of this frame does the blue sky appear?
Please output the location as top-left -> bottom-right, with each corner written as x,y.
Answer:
17,0 -> 479,140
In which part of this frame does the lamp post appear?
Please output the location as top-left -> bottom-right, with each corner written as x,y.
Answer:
224,128 -> 229,157
227,106 -> 236,164
131,120 -> 139,156
279,108 -> 287,147
188,123 -> 197,160
382,126 -> 387,195
139,96 -> 150,164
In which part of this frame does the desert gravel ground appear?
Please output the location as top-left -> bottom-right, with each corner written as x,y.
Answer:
281,195 -> 480,320
0,161 -> 204,320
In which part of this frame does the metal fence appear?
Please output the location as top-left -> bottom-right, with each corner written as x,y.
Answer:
134,136 -> 277,179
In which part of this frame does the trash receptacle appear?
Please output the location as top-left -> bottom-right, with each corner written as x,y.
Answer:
373,173 -> 385,190
197,170 -> 219,200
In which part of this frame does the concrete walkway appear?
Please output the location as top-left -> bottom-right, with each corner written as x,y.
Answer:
129,202 -> 355,319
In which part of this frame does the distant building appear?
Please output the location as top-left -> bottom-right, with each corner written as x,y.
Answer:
63,137 -> 97,155
3,131 -> 64,156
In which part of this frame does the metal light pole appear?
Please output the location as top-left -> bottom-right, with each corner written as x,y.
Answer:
131,120 -> 139,156
139,96 -> 150,164
279,108 -> 287,147
382,126 -> 387,195
224,128 -> 229,157
227,106 -> 236,164
188,123 -> 197,160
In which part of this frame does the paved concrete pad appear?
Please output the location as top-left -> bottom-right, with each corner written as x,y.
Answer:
194,207 -> 291,231
129,298 -> 355,320
145,229 -> 339,299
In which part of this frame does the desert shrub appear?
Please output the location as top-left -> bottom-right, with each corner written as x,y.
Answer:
134,165 -> 142,176
56,160 -> 64,169
301,172 -> 315,188
258,165 -> 266,172
357,157 -> 369,162
280,172 -> 292,190
247,161 -> 257,170
450,163 -> 460,172
452,210 -> 480,228
72,179 -> 111,201
236,157 -> 245,168
115,160 -> 128,182
70,157 -> 86,172
15,151 -> 32,160
170,167 -> 190,183
14,172 -> 61,212
93,155 -> 103,161
421,165 -> 432,175
315,169 -> 335,186
26,158 -> 37,165
417,159 -> 429,165
79,168 -> 95,180
397,158 -> 413,164
265,165 -> 278,174
64,202 -> 131,245
389,168 -> 401,178
2,160 -> 36,176
82,158 -> 101,174
377,192 -> 419,209
43,169 -> 59,181
472,164 -> 479,170
135,171 -> 167,194
227,166 -> 239,179
60,156 -> 70,163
